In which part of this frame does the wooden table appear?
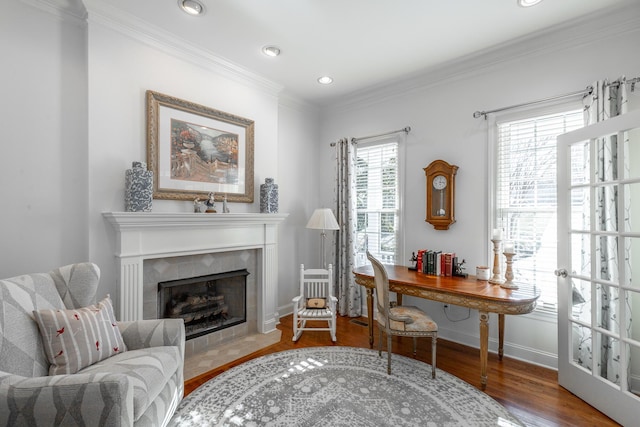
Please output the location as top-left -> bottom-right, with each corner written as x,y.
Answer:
353,265 -> 540,389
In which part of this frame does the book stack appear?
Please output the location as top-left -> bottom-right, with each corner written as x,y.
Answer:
416,249 -> 456,276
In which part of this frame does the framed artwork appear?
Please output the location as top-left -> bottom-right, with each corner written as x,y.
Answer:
146,90 -> 254,203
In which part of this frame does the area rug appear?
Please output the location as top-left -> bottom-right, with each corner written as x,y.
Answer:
170,346 -> 523,426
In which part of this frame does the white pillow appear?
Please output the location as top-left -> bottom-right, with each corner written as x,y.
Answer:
33,295 -> 127,375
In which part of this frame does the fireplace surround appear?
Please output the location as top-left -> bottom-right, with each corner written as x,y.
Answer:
103,212 -> 288,336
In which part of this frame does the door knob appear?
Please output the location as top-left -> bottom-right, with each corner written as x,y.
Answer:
554,269 -> 568,278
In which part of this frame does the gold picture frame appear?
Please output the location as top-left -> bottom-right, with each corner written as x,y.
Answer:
146,90 -> 254,203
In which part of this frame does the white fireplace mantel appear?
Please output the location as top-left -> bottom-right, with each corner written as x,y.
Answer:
103,212 -> 288,334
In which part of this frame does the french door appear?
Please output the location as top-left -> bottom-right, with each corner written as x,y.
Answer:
557,108 -> 640,425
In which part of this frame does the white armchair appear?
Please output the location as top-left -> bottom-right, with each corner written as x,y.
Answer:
0,262 -> 185,426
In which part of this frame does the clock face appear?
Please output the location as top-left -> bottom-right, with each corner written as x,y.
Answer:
433,175 -> 447,190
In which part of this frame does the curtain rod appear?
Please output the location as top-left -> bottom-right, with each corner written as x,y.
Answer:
473,86 -> 593,120
330,126 -> 411,146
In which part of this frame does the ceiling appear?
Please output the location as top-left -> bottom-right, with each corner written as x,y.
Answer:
89,0 -> 630,106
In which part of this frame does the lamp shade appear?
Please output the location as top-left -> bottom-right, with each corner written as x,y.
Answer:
306,208 -> 340,230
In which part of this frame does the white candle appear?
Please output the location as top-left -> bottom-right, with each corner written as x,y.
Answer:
503,241 -> 515,254
492,228 -> 503,240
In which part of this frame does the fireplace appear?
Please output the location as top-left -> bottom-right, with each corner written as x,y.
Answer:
103,212 -> 287,335
158,269 -> 248,340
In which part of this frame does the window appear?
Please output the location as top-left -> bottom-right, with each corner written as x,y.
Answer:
494,108 -> 583,312
355,139 -> 401,266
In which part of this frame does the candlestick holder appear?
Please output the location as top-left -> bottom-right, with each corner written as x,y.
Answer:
488,239 -> 504,285
501,251 -> 518,289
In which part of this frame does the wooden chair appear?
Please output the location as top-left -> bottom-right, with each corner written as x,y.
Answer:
292,264 -> 337,342
367,251 -> 438,378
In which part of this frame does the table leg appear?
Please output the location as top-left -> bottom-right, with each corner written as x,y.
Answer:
366,288 -> 374,348
498,314 -> 505,361
479,311 -> 489,390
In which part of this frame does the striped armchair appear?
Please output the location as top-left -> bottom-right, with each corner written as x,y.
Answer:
0,262 -> 185,426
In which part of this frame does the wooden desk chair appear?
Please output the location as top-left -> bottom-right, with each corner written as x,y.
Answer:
292,264 -> 337,342
367,251 -> 438,378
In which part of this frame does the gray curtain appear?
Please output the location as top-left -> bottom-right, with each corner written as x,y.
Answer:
333,138 -> 362,317
574,78 -> 631,386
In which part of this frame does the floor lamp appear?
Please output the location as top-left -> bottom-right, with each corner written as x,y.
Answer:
306,208 -> 340,269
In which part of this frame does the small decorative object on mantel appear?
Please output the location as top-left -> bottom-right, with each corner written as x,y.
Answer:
193,197 -> 206,213
205,192 -> 217,213
222,194 -> 230,213
260,178 -> 278,213
125,161 -> 153,212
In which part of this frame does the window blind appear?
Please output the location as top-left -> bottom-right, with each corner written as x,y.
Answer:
356,141 -> 399,266
495,110 -> 583,311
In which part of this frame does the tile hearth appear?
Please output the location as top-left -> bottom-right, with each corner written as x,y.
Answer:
184,330 -> 282,380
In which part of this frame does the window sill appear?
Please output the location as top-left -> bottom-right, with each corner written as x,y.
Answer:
525,307 -> 557,323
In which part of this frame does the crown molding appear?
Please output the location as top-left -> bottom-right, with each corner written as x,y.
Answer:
326,1 -> 640,113
82,0 -> 283,98
20,0 -> 87,25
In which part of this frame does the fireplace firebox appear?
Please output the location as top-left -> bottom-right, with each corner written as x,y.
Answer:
158,269 -> 248,340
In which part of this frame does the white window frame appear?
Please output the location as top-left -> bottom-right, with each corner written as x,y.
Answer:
354,135 -> 406,267
488,101 -> 584,317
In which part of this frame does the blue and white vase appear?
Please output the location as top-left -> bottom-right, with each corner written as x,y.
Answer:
260,178 -> 278,213
125,161 -> 153,212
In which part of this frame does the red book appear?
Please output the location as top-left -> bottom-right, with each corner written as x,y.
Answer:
416,249 -> 426,273
444,252 -> 456,276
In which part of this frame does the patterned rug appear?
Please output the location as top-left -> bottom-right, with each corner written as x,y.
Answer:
170,346 -> 523,426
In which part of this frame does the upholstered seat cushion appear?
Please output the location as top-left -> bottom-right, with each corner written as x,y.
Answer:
78,345 -> 181,422
377,306 -> 438,332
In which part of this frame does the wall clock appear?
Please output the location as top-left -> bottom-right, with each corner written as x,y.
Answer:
424,159 -> 458,230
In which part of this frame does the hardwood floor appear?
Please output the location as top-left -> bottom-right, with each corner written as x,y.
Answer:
184,314 -> 619,427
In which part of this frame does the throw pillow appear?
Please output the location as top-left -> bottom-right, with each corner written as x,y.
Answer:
33,295 -> 127,375
306,297 -> 326,309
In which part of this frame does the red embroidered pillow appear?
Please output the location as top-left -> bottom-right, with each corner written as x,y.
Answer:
33,295 -> 127,375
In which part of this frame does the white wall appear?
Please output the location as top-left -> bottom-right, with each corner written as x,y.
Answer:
276,98 -> 321,312
0,1 -> 88,277
319,5 -> 640,368
1,1 -> 320,320
84,14 -> 321,306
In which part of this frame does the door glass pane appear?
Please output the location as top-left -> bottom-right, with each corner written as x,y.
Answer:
629,290 -> 640,344
629,237 -> 640,288
595,283 -> 620,334
595,332 -> 621,387
570,187 -> 590,231
570,140 -> 590,186
571,233 -> 590,277
572,323 -> 593,371
625,182 -> 640,233
627,127 -> 640,181
594,185 -> 620,232
628,343 -> 640,395
571,279 -> 591,323
595,235 -> 619,282
595,135 -> 621,183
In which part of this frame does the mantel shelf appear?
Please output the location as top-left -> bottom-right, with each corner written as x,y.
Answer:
103,212 -> 288,230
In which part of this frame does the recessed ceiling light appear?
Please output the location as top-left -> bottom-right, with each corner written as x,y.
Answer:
317,76 -> 333,85
262,46 -> 281,57
518,0 -> 542,7
179,0 -> 205,16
